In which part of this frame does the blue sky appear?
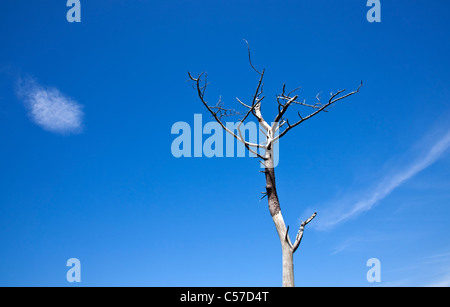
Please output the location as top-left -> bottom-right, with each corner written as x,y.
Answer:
1,0 -> 450,286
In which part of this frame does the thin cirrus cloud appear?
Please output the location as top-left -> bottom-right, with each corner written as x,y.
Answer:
16,77 -> 84,135
312,127 -> 450,231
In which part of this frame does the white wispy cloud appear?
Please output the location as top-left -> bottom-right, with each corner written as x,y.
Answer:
385,251 -> 450,287
424,252 -> 450,286
425,274 -> 450,287
16,77 -> 84,135
312,128 -> 450,230
424,253 -> 450,287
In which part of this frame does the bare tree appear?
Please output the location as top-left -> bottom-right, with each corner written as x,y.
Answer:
188,41 -> 362,287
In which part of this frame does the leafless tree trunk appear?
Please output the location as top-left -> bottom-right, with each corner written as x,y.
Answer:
264,137 -> 317,286
188,41 -> 362,287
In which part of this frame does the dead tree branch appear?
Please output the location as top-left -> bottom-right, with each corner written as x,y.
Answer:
273,81 -> 363,141
292,212 -> 317,253
187,71 -> 267,159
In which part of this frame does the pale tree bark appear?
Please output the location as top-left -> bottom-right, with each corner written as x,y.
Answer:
188,40 -> 362,287
264,145 -> 317,286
